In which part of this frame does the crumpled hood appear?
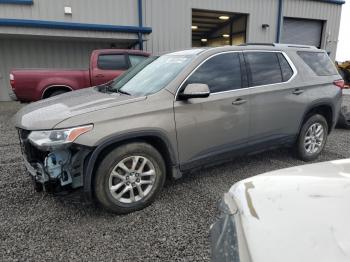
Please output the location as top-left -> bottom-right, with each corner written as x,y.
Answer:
14,87 -> 145,130
229,159 -> 350,262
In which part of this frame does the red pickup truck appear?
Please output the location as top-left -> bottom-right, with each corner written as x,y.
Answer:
9,49 -> 150,102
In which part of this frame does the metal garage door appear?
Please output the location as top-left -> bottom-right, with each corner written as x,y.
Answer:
281,18 -> 323,48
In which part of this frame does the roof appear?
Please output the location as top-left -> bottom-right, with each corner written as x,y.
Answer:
164,44 -> 322,60
193,43 -> 320,55
316,0 -> 345,5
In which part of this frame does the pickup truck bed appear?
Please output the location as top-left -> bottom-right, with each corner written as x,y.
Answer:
10,49 -> 149,102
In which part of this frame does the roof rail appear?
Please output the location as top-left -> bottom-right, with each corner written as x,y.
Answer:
239,43 -> 276,47
274,43 -> 318,49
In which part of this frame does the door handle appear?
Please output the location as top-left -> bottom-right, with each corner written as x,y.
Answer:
232,98 -> 247,105
292,89 -> 304,95
95,74 -> 105,78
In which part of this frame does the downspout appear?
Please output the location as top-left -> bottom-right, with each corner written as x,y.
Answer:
276,0 -> 284,43
137,0 -> 143,50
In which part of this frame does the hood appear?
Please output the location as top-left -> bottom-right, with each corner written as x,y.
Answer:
229,159 -> 350,262
14,87 -> 146,130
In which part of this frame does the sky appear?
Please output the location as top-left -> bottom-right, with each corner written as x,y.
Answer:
336,1 -> 350,61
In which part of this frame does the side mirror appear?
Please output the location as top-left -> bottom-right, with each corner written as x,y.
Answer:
178,83 -> 210,100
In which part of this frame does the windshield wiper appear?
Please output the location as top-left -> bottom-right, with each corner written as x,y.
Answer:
117,89 -> 131,96
97,81 -> 116,93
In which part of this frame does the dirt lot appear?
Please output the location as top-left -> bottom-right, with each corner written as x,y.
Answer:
0,98 -> 349,261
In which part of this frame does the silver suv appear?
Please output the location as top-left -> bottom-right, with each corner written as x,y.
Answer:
15,44 -> 343,213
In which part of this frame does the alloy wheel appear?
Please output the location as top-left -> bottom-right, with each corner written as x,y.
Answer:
304,123 -> 324,154
108,156 -> 156,204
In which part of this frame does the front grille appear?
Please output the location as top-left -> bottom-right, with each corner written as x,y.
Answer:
17,128 -> 47,162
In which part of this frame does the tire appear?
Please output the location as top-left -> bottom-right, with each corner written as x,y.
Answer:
295,114 -> 328,162
48,90 -> 68,98
94,142 -> 166,214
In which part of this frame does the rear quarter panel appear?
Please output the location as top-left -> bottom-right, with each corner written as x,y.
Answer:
12,69 -> 91,101
288,50 -> 343,127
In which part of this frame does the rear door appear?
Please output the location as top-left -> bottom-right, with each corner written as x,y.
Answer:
174,52 -> 251,168
91,53 -> 129,86
244,51 -> 307,149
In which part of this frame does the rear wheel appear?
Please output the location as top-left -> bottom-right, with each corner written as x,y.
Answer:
295,114 -> 328,161
49,90 -> 68,97
94,142 -> 166,214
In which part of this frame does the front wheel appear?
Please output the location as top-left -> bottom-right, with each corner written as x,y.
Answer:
94,142 -> 166,214
295,114 -> 328,161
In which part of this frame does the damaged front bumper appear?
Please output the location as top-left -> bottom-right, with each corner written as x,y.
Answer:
18,128 -> 92,193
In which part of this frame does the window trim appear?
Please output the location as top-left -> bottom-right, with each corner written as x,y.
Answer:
175,50 -> 297,100
243,50 -> 297,88
175,51 -> 243,100
277,52 -> 294,82
97,53 -> 129,70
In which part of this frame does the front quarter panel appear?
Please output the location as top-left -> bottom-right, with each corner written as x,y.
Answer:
55,90 -> 178,154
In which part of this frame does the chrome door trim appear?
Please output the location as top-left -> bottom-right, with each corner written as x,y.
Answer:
174,50 -> 298,100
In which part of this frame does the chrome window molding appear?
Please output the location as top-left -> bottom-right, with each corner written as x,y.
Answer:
175,50 -> 298,100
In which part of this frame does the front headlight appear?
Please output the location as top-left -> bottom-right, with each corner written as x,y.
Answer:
28,125 -> 93,148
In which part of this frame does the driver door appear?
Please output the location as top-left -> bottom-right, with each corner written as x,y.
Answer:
174,52 -> 250,169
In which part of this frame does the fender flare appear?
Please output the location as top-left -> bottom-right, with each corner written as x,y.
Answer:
83,130 -> 179,201
298,100 -> 335,133
41,84 -> 73,99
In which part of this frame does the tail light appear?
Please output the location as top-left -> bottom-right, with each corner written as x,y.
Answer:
333,79 -> 345,89
9,73 -> 15,88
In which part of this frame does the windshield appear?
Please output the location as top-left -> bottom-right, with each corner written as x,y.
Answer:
109,52 -> 197,96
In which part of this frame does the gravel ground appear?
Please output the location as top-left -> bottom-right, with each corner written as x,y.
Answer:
0,98 -> 349,262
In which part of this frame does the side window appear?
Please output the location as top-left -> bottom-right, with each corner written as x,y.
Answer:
297,51 -> 338,76
245,52 -> 282,86
185,53 -> 242,93
97,54 -> 128,70
129,55 -> 148,67
277,53 -> 294,81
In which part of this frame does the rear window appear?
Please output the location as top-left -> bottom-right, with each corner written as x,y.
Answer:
98,54 -> 128,70
129,55 -> 148,67
298,51 -> 337,76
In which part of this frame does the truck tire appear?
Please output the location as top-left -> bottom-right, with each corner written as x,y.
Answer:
94,142 -> 166,214
295,114 -> 328,162
49,90 -> 68,97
